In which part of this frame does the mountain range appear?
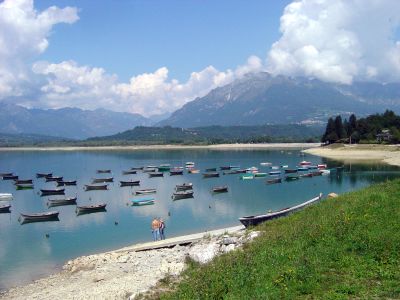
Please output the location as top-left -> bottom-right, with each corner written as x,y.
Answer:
2,72 -> 400,140
158,72 -> 400,127
0,104 -> 151,139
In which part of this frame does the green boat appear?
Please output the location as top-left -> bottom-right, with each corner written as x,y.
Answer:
16,184 -> 34,190
240,174 -> 254,180
158,164 -> 171,172
254,172 -> 267,178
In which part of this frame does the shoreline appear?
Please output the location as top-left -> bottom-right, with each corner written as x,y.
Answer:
304,144 -> 400,167
1,225 -> 248,299
0,143 -> 320,152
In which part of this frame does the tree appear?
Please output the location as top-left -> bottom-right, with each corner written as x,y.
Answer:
322,118 -> 337,144
334,115 -> 347,140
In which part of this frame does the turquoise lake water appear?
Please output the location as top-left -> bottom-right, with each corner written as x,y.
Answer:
0,149 -> 399,290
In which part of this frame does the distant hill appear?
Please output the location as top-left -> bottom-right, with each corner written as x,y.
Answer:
158,73 -> 400,128
87,124 -> 323,144
0,104 -> 151,139
0,133 -> 72,147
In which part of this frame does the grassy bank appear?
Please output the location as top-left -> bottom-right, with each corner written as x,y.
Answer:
158,180 -> 400,299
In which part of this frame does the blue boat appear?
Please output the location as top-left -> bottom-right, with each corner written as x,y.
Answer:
131,197 -> 155,206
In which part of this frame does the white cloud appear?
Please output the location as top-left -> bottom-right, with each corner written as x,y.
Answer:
267,0 -> 400,84
32,56 -> 263,116
0,0 -> 78,98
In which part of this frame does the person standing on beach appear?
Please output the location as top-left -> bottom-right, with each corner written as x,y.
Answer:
151,218 -> 160,241
159,218 -> 166,240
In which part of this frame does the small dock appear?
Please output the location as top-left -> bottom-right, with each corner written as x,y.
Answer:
115,225 -> 245,253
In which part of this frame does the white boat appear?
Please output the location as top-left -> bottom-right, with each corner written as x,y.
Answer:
260,162 -> 272,166
0,193 -> 13,200
320,169 -> 331,175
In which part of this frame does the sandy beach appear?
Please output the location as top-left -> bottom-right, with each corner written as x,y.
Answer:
0,143 -> 320,152
0,225 -> 258,299
304,144 -> 400,167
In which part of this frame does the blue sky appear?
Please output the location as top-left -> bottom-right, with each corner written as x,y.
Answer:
36,0 -> 291,82
1,0 -> 400,116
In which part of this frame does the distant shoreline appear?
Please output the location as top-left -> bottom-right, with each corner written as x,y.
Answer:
0,143 -> 321,152
304,144 -> 400,167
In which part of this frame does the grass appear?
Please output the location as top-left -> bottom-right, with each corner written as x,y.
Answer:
157,179 -> 400,299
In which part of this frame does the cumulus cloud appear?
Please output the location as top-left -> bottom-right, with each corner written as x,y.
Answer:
0,0 -> 78,98
267,0 -> 400,84
32,56 -> 263,116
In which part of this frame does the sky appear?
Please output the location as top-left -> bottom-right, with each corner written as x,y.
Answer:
1,0 -> 400,116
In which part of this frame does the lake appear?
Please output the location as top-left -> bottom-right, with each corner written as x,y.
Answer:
0,148 -> 399,290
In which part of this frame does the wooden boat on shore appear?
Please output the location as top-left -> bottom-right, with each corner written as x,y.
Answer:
2,175 -> 18,180
97,169 -> 111,174
131,197 -> 155,206
212,186 -> 228,193
47,197 -> 77,207
120,180 -> 140,187
14,179 -> 33,185
40,189 -> 65,196
135,188 -> 156,195
0,204 -> 11,213
239,194 -> 323,227
172,190 -> 194,200
266,178 -> 282,184
84,184 -> 108,191
76,204 -> 106,215
170,170 -> 183,176
19,211 -> 59,223
57,180 -> 77,186
149,172 -> 164,178
36,172 -> 52,178
16,184 -> 34,190
92,177 -> 113,183
122,170 -> 137,175
0,193 -> 13,200
203,172 -> 219,178
175,183 -> 193,191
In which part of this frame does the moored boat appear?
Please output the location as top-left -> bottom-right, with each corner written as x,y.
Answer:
188,169 -> 200,174
269,171 -> 281,175
19,211 -> 59,223
14,179 -> 33,185
40,189 -> 65,196
57,180 -> 77,186
76,204 -> 106,215
2,175 -> 18,180
158,164 -> 171,172
16,184 -> 34,190
97,169 -> 111,174
120,180 -> 140,187
266,178 -> 282,184
271,166 -> 280,170
47,197 -> 77,207
36,172 -> 52,178
0,204 -> 11,213
175,183 -> 193,191
143,168 -> 157,173
299,161 -> 312,166
285,175 -> 300,181
84,184 -> 108,191
131,167 -> 144,171
240,174 -> 254,180
131,197 -> 155,206
149,172 -> 164,178
320,169 -> 331,175
300,173 -> 313,178
205,168 -> 217,172
0,172 -> 13,177
220,166 -> 230,170
122,170 -> 137,175
246,167 -> 258,173
45,176 -> 63,182
212,186 -> 228,193
297,167 -> 309,172
280,165 -> 289,169
0,193 -> 13,200
172,190 -> 194,200
254,172 -> 267,178
135,188 -> 156,195
317,164 -> 327,169
202,172 -> 219,178
239,194 -> 323,227
260,162 -> 272,166
285,169 -> 298,174
170,170 -> 183,176
92,177 -> 113,183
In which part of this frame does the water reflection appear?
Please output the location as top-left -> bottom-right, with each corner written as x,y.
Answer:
0,149 -> 399,290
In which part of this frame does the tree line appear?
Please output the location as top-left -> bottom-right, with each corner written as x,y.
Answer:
322,110 -> 400,144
